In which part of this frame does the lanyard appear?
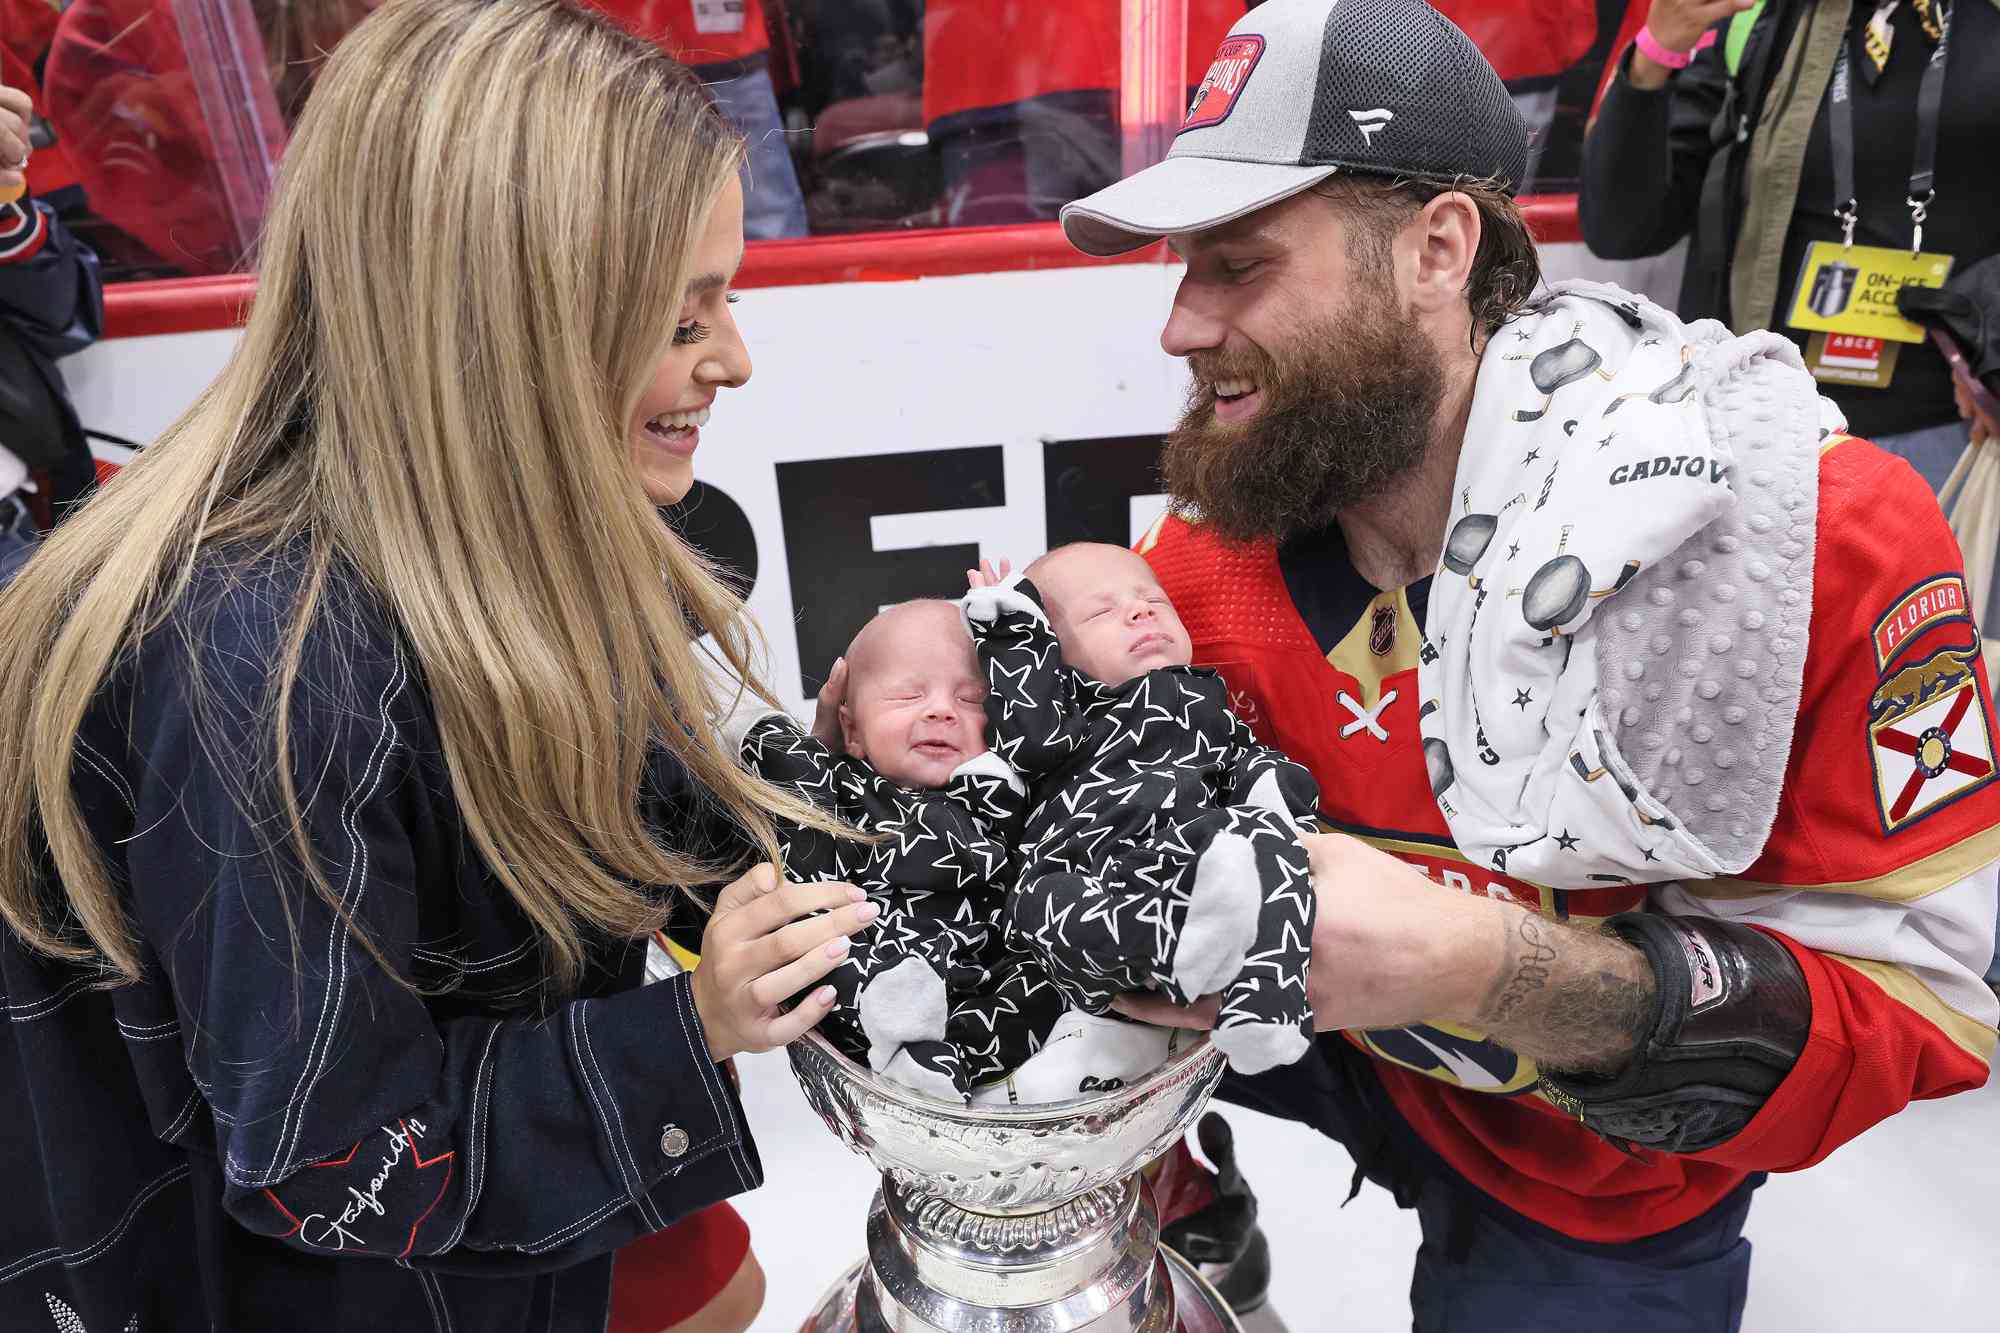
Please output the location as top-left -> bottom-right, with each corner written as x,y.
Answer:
1828,0 -> 1952,253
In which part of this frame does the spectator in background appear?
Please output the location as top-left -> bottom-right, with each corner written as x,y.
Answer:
1579,0 -> 2000,490
41,0 -> 330,275
921,0 -> 1244,227
591,0 -> 809,238
43,0 -> 805,280
1432,0 -> 1599,187
0,73 -> 103,568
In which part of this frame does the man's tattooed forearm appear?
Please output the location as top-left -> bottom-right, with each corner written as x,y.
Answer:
1478,913 -> 1657,1074
1485,911 -> 1556,1027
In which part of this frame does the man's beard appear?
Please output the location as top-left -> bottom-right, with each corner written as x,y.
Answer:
1161,280 -> 1446,547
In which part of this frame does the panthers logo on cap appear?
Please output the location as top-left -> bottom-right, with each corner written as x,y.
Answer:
1183,35 -> 1265,132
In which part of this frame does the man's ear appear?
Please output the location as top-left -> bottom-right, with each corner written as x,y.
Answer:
838,703 -> 863,759
1404,191 -> 1482,319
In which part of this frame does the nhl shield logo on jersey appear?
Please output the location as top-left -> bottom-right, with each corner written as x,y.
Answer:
1182,35 -> 1264,131
1868,643 -> 1996,832
1368,603 -> 1397,656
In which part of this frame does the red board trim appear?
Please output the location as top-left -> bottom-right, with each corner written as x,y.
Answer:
101,196 -> 1582,340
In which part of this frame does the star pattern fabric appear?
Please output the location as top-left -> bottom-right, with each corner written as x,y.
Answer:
737,714 -> 1062,1097
962,578 -> 1321,1076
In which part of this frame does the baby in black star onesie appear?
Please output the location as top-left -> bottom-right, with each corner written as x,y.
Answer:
722,599 -> 1067,1100
961,544 -> 1320,1075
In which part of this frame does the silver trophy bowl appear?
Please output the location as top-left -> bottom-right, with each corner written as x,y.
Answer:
788,1030 -> 1240,1332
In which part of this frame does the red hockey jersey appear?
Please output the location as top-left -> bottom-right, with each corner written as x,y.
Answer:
589,0 -> 770,67
922,0 -> 1243,128
1140,434 -> 1998,1242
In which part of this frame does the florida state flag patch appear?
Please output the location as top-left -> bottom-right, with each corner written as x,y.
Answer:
1869,644 -> 1996,832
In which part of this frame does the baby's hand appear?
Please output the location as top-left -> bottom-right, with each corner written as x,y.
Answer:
966,558 -> 1012,589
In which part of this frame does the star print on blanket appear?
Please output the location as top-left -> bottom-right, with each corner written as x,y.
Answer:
961,576 -> 1321,1076
731,709 -> 1064,1100
1419,281 -> 1830,887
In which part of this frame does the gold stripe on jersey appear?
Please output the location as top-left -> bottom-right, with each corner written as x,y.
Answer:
1674,823 -> 2000,904
1350,832 -> 1486,862
1135,510 -> 1172,556
1324,586 -> 1424,710
1823,953 -> 1998,1065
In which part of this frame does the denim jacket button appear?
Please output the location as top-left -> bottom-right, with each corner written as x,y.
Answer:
659,1124 -> 690,1158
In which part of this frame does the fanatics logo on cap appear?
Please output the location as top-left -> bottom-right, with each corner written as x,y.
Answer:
1183,35 -> 1266,132
1348,108 -> 1394,144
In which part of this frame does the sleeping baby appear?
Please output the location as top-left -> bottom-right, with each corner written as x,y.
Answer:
962,545 -> 1320,1076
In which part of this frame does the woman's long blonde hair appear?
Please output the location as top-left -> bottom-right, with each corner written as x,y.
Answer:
0,0 -> 827,991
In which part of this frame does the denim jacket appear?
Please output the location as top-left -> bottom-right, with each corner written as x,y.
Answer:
0,545 -> 760,1331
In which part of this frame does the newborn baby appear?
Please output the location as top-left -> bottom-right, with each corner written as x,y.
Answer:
724,599 -> 1065,1099
962,545 -> 1320,1075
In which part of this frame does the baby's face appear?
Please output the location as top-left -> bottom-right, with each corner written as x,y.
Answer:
841,602 -> 989,789
1036,545 -> 1192,687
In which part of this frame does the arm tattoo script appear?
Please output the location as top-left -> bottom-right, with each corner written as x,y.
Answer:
1477,912 -> 1656,1076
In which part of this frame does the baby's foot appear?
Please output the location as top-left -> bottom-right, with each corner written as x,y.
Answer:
1211,1017 -> 1311,1078
880,1039 -> 969,1103
857,953 -> 949,1069
1173,830 -> 1261,1000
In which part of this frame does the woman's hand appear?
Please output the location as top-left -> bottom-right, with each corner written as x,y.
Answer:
965,557 -> 1012,589
1629,0 -> 1754,90
691,864 -> 878,1062
1641,0 -> 1753,55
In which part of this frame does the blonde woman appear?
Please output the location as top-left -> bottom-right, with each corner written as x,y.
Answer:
0,1 -> 870,1329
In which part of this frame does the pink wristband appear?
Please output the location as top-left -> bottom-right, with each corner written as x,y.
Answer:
1634,26 -> 1717,70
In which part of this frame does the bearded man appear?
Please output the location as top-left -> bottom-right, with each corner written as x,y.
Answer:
1062,0 -> 2000,1327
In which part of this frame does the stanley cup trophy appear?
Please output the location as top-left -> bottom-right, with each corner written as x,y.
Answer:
789,1030 -> 1241,1332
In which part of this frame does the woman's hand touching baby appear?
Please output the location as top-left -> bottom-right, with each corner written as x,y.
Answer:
692,863 -> 880,1061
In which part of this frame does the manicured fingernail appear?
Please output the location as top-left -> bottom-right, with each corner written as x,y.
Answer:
824,936 -> 850,959
847,884 -> 866,903
858,902 -> 880,922
815,986 -> 836,1005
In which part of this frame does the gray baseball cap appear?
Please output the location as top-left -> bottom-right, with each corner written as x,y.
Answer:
1060,0 -> 1530,257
